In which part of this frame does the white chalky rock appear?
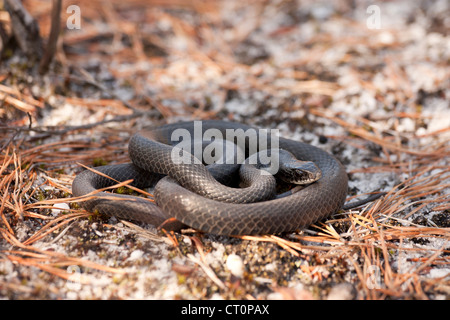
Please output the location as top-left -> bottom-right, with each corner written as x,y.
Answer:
226,254 -> 244,278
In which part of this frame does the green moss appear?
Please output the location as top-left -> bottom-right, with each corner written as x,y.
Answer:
93,158 -> 108,167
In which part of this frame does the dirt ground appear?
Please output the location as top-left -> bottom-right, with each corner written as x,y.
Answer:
0,0 -> 449,300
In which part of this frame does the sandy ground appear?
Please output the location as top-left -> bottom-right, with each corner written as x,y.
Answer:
0,0 -> 449,300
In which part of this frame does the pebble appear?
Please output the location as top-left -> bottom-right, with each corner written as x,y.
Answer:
51,202 -> 70,215
327,283 -> 356,300
127,250 -> 144,261
226,254 -> 244,278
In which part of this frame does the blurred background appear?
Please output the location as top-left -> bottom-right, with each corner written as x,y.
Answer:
0,0 -> 449,300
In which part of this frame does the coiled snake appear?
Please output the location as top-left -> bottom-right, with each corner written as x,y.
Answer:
72,120 -> 348,235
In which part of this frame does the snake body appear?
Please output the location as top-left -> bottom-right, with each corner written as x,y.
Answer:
72,120 -> 348,235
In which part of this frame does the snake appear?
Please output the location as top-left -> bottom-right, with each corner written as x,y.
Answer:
72,120 -> 348,235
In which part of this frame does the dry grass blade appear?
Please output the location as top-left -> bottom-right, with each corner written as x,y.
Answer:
1,0 -> 448,300
22,212 -> 90,246
0,141 -> 136,284
0,83 -> 43,113
115,220 -> 169,243
187,253 -> 226,290
311,108 -> 450,157
76,162 -> 154,198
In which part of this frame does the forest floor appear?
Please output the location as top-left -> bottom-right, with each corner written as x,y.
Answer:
0,0 -> 449,300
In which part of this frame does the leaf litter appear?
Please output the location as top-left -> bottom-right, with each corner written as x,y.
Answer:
0,0 -> 449,299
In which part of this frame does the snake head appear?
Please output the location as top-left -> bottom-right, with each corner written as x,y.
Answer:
278,160 -> 322,185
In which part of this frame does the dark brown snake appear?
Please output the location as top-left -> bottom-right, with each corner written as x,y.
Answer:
72,120 -> 348,235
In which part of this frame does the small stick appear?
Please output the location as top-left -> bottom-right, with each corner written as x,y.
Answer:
39,0 -> 62,74
4,0 -> 42,58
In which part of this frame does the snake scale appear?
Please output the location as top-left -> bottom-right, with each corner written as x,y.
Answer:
72,120 -> 348,235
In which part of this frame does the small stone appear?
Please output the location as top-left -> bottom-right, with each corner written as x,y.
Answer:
327,283 -> 356,300
318,135 -> 328,144
226,254 -> 244,278
51,202 -> 70,215
127,250 -> 144,261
